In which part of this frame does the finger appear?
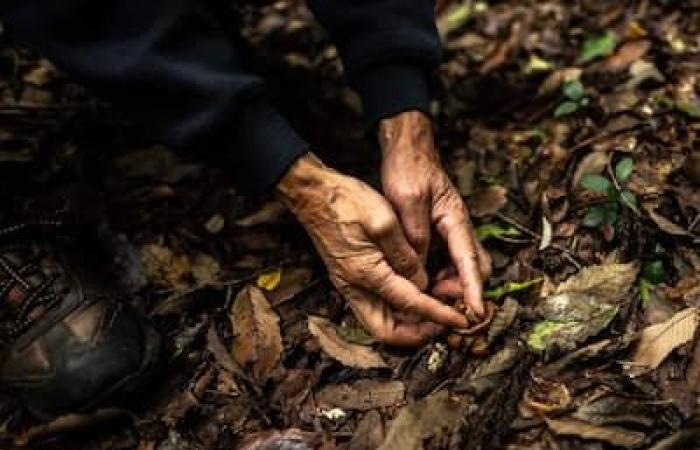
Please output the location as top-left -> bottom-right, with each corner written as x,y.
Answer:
343,285 -> 442,346
368,261 -> 469,328
474,235 -> 493,280
432,277 -> 462,299
368,214 -> 428,290
435,211 -> 485,317
395,198 -> 431,264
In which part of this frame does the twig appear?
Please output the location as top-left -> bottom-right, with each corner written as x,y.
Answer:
496,212 -> 582,270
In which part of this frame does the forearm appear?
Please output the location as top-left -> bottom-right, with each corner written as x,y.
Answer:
2,0 -> 307,193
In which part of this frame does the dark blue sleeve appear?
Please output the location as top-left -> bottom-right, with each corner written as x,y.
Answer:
1,0 -> 308,194
308,0 -> 441,126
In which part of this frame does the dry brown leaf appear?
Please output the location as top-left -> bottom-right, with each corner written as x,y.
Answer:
265,266 -> 314,305
643,203 -> 691,236
377,390 -> 466,450
315,380 -> 405,411
573,152 -> 610,189
602,40 -> 651,72
545,418 -> 646,448
231,286 -> 283,382
141,243 -> 192,291
347,410 -> 385,450
468,185 -> 508,217
539,67 -> 582,96
308,316 -> 387,369
554,261 -> 639,303
234,200 -> 287,227
626,307 -> 699,377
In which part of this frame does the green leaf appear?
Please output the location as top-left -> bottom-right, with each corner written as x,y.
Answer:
527,321 -> 572,352
583,206 -> 605,227
554,101 -> 580,117
615,157 -> 635,182
475,223 -> 520,241
580,174 -> 612,193
579,31 -> 617,63
620,190 -> 639,213
562,80 -> 585,101
484,278 -> 542,300
603,204 -> 619,225
642,260 -> 667,284
676,100 -> 700,118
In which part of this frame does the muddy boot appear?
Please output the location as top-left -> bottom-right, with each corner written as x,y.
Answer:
0,213 -> 162,420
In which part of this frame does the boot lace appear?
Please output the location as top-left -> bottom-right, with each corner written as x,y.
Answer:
0,208 -> 70,339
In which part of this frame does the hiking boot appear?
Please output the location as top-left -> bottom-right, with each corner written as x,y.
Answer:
0,214 -> 161,420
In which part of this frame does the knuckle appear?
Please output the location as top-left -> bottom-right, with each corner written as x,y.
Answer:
371,213 -> 397,237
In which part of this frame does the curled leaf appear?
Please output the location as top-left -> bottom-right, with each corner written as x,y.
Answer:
308,316 -> 387,369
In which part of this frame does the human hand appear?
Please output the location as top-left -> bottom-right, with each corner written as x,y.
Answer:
379,111 -> 492,316
277,153 -> 469,346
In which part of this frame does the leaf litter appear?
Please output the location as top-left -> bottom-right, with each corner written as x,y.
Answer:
2,0 -> 700,449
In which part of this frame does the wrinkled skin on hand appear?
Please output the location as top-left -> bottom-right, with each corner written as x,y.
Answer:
379,111 -> 492,316
277,153 -> 469,346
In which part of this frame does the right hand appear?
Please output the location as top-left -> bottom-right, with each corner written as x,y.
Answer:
277,153 -> 469,346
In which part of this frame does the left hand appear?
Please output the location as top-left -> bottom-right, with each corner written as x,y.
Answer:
379,111 -> 492,316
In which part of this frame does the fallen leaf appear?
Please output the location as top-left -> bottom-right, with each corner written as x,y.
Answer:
573,151 -> 610,189
484,278 -> 542,300
488,297 -> 519,343
346,410 -> 385,450
545,418 -> 645,448
315,380 -> 405,411
141,244 -> 192,291
308,316 -> 387,369
231,286 -> 283,382
579,31 -> 618,63
643,203 -> 691,236
236,429 -> 318,450
626,59 -> 665,90
539,216 -> 553,250
527,262 -> 639,353
468,185 -> 508,217
626,307 -> 700,377
257,268 -> 282,291
457,343 -> 524,396
554,262 -> 639,300
377,390 -> 466,450
264,266 -> 314,305
234,200 -> 287,227
204,214 -> 225,234
539,68 -> 582,96
602,40 -> 650,72
426,343 -> 448,373
191,253 -> 220,286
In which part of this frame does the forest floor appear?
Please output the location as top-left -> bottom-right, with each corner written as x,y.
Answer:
0,0 -> 699,449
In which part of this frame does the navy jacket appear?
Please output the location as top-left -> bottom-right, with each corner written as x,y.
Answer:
2,0 -> 440,193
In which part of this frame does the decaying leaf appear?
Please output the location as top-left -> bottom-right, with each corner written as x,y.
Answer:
308,316 -> 387,369
457,343 -> 525,396
468,185 -> 508,217
523,380 -> 571,414
231,286 -> 283,382
527,262 -> 639,353
347,410 -> 385,450
539,216 -> 553,250
377,390 -> 466,450
488,297 -> 519,343
315,380 -> 405,411
626,307 -> 700,377
545,417 -> 646,448
554,262 -> 639,300
236,429 -> 317,450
